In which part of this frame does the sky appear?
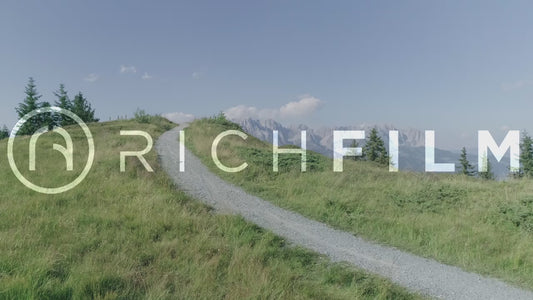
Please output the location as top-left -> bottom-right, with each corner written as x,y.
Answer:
1,1 -> 533,149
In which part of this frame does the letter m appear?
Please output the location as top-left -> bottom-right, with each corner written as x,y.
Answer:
478,130 -> 519,173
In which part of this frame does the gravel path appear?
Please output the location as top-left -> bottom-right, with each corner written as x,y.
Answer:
156,125 -> 533,300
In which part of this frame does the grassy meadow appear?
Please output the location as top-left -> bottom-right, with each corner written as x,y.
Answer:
185,117 -> 533,290
0,117 -> 421,299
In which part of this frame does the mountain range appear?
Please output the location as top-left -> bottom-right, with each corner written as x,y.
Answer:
235,118 -> 511,178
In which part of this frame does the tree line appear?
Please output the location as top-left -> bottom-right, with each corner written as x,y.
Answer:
448,133 -> 533,180
0,77 -> 98,139
352,127 -> 533,181
458,147 -> 495,180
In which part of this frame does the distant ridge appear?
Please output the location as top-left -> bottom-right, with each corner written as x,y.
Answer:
235,118 -> 511,178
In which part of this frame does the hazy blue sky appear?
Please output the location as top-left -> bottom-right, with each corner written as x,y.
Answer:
1,1 -> 532,149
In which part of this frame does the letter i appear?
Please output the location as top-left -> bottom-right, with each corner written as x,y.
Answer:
179,130 -> 185,172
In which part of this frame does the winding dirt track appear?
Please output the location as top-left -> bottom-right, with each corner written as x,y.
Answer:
156,125 -> 533,300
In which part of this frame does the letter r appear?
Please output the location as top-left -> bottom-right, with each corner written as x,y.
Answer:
120,130 -> 154,172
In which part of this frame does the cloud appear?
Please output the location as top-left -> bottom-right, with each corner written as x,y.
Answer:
279,96 -> 322,118
162,112 -> 196,124
224,95 -> 323,121
84,73 -> 99,82
120,65 -> 137,74
501,80 -> 533,91
142,72 -> 153,80
192,71 -> 203,80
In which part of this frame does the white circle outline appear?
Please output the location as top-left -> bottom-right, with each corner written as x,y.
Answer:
7,107 -> 95,194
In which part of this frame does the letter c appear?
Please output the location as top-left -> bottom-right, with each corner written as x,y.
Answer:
211,130 -> 248,173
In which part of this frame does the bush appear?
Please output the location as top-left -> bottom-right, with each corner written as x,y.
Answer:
207,112 -> 242,130
238,146 -> 326,174
0,125 -> 8,140
499,196 -> 533,233
390,183 -> 466,213
150,115 -> 174,131
134,109 -> 152,123
132,109 -> 174,131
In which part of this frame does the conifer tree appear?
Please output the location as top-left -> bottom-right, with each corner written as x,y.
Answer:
363,127 -> 389,165
0,125 -> 8,140
40,101 -> 55,130
349,140 -> 362,161
71,92 -> 99,123
54,84 -> 70,110
54,84 -> 75,126
520,132 -> 533,177
15,77 -> 43,135
459,147 -> 475,176
479,154 -> 495,180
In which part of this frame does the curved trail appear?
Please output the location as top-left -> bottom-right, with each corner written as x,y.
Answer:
156,125 -> 533,300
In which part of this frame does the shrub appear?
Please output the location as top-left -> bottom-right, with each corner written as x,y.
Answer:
238,146 -> 326,173
499,196 -> 533,233
134,109 -> 152,123
207,112 -> 242,130
390,183 -> 466,213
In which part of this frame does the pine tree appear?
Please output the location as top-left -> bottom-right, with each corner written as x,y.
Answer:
54,84 -> 75,126
40,101 -> 55,130
459,147 -> 475,176
520,132 -> 533,177
15,77 -> 43,135
349,140 -> 362,161
54,84 -> 70,109
0,125 -> 8,140
363,127 -> 389,165
479,154 -> 495,180
71,92 -> 99,123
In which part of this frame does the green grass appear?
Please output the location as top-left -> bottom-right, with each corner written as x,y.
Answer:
185,117 -> 533,290
0,117 -> 421,299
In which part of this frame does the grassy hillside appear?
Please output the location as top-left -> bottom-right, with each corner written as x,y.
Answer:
185,117 -> 533,290
0,117 -> 420,299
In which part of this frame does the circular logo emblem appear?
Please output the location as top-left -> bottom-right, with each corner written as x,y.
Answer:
7,107 -> 95,194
